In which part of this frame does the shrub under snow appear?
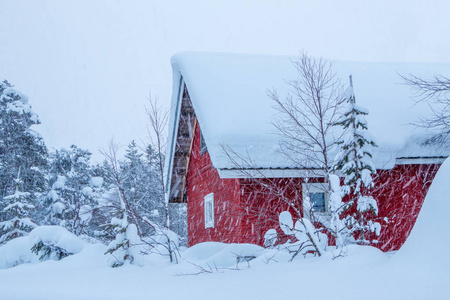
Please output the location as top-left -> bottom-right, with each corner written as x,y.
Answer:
0,226 -> 87,268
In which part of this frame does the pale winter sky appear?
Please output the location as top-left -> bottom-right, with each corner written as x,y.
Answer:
1,0 -> 449,161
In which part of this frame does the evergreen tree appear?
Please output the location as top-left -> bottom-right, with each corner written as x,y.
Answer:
104,188 -> 142,267
44,146 -> 97,235
0,170 -> 37,243
333,76 -> 380,244
143,144 -> 167,226
0,80 -> 48,221
118,141 -> 166,235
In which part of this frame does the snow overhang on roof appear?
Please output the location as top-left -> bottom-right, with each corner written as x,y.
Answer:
166,51 -> 450,183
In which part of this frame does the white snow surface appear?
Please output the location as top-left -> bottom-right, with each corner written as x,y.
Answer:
169,52 -> 450,172
394,157 -> 450,269
1,236 -> 447,299
182,242 -> 264,269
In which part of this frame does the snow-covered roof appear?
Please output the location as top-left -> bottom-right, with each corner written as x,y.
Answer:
167,52 -> 450,178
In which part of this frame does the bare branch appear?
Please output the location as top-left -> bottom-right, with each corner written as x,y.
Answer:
145,93 -> 170,227
401,73 -> 450,144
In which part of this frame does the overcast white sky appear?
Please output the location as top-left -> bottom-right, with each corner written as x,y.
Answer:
1,0 -> 449,161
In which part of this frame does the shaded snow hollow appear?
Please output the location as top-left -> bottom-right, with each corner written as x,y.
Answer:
168,52 -> 450,171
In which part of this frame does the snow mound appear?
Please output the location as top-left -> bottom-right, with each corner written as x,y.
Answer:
0,226 -> 88,269
182,242 -> 264,268
395,158 -> 450,268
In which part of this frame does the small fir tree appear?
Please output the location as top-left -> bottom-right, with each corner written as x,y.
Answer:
333,75 -> 380,244
0,170 -> 37,243
104,188 -> 142,267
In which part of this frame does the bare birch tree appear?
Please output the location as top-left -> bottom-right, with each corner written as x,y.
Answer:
269,53 -> 347,250
269,52 -> 345,173
145,94 -> 170,228
402,73 -> 450,144
222,53 -> 348,257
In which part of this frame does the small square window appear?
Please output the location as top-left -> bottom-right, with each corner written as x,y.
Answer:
204,193 -> 214,228
302,183 -> 329,218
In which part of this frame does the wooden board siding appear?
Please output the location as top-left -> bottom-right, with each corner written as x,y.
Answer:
186,122 -> 242,246
234,164 -> 440,251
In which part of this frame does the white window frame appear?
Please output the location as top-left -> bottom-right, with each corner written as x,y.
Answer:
302,182 -> 329,219
204,193 -> 215,228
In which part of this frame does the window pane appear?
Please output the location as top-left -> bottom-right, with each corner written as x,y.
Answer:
206,202 -> 212,221
310,192 -> 326,212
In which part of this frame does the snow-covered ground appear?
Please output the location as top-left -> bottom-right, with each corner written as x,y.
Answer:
0,243 -> 444,300
1,158 -> 450,300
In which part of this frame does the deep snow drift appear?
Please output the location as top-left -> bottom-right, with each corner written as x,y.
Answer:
0,159 -> 449,299
394,156 -> 450,269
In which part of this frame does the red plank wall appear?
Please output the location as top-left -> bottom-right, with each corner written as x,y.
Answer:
235,164 -> 440,251
370,163 -> 440,251
186,122 -> 242,246
186,123 -> 441,251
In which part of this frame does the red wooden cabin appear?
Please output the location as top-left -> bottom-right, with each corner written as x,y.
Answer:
165,52 -> 450,251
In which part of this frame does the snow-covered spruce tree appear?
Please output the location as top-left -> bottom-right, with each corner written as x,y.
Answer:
120,141 -> 165,235
143,144 -> 167,227
0,80 -> 48,222
104,189 -> 143,268
43,146 -> 98,235
333,75 -> 380,244
0,170 -> 37,243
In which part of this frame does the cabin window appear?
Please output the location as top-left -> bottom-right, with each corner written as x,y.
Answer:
200,132 -> 207,155
302,183 -> 329,217
204,193 -> 214,228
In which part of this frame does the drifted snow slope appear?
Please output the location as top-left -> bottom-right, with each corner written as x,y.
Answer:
395,157 -> 450,268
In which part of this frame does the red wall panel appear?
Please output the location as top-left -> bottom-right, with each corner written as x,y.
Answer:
186,122 -> 242,246
186,122 -> 440,251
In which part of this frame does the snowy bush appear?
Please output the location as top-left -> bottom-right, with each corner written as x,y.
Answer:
0,226 -> 87,268
264,229 -> 278,248
269,211 -> 326,259
103,195 -> 144,268
279,211 -> 294,235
